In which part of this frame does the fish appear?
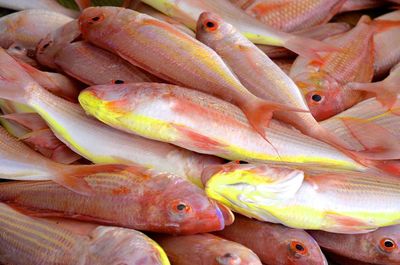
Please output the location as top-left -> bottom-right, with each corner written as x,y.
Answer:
0,125 -> 136,195
36,19 -> 82,69
0,202 -> 170,265
203,163 -> 400,233
373,10 -> 400,78
339,0 -> 389,12
229,0 -> 347,32
321,95 -> 400,153
7,42 -> 39,67
0,48 -> 223,186
54,41 -> 160,85
290,15 -> 400,120
79,6 -> 305,139
79,82 -> 366,171
156,233 -> 262,265
17,59 -> 81,102
309,225 -> 400,265
195,12 -> 346,147
0,0 -> 79,18
347,62 -> 400,110
215,214 -> 328,265
0,9 -> 72,50
139,0 -> 337,59
0,165 -> 234,234
257,22 -> 351,59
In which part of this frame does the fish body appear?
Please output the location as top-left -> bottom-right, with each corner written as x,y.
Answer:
373,10 -> 400,78
79,7 -> 299,138
0,166 -> 231,234
215,215 -> 328,265
204,163 -> 400,233
229,0 -> 346,32
156,233 -> 262,265
0,0 -> 79,17
309,225 -> 400,265
290,16 -> 376,120
0,48 -> 222,186
79,82 -> 365,171
0,203 -> 170,265
55,41 -> 159,85
0,10 -> 72,50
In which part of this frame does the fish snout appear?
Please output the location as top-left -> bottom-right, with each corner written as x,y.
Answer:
216,252 -> 241,265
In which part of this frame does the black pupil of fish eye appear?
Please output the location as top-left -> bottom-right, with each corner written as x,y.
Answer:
385,240 -> 394,248
14,46 -> 21,51
206,21 -> 215,28
311,94 -> 322,102
42,43 -> 50,49
296,244 -> 305,252
176,203 -> 186,211
223,253 -> 233,258
92,16 -> 100,22
114,80 -> 124,84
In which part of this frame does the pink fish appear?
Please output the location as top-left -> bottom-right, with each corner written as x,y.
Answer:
309,225 -> 400,265
0,165 -> 233,234
156,233 -> 262,265
215,215 -> 328,265
55,41 -> 159,85
0,203 -> 170,265
229,0 -> 347,32
79,6 -> 306,139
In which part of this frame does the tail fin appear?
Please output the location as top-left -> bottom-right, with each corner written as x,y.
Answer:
283,35 -> 339,62
242,98 -> 308,139
54,164 -> 130,196
0,48 -> 39,104
51,145 -> 82,165
1,113 -> 48,131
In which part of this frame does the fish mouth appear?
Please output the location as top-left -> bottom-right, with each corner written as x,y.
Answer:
215,201 -> 235,228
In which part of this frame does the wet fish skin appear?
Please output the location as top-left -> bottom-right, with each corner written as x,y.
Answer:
0,203 -> 170,265
309,225 -> 400,265
0,48 -> 223,186
0,0 -> 79,18
290,16 -> 376,121
229,0 -> 347,32
0,9 -> 72,50
156,233 -> 262,265
215,214 -> 328,265
79,82 -> 365,171
55,41 -> 160,85
0,166 -> 231,234
204,163 -> 400,233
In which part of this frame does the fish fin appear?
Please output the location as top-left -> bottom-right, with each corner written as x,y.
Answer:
0,48 -> 39,104
340,117 -> 400,160
1,112 -> 48,131
373,160 -> 400,177
51,145 -> 82,165
54,164 -> 130,196
324,212 -> 377,234
173,125 -> 228,152
19,129 -> 60,149
242,98 -> 308,139
75,0 -> 91,10
347,81 -> 398,109
283,35 -> 339,62
372,19 -> 400,33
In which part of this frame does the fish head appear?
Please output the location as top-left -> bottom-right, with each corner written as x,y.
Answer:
79,7 -> 121,42
274,230 -> 328,265
148,175 -> 233,234
294,71 -> 344,121
203,163 -> 304,219
212,242 -> 262,265
196,12 -> 236,47
364,225 -> 400,264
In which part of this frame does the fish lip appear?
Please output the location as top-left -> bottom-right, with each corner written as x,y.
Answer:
215,201 -> 235,227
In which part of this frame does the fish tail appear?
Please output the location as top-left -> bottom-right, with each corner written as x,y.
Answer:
0,48 -> 39,104
283,35 -> 340,62
51,145 -> 82,165
242,97 -> 308,139
53,164 -> 130,195
1,113 -> 47,131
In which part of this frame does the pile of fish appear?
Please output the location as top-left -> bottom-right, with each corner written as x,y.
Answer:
1,0 -> 400,264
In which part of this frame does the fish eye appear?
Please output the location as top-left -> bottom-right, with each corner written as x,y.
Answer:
311,94 -> 322,102
88,14 -> 105,24
216,253 -> 241,265
380,238 -> 397,252
203,19 -> 219,32
290,241 -> 308,256
113,79 -> 125,84
38,40 -> 53,53
170,200 -> 191,214
13,46 -> 22,51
